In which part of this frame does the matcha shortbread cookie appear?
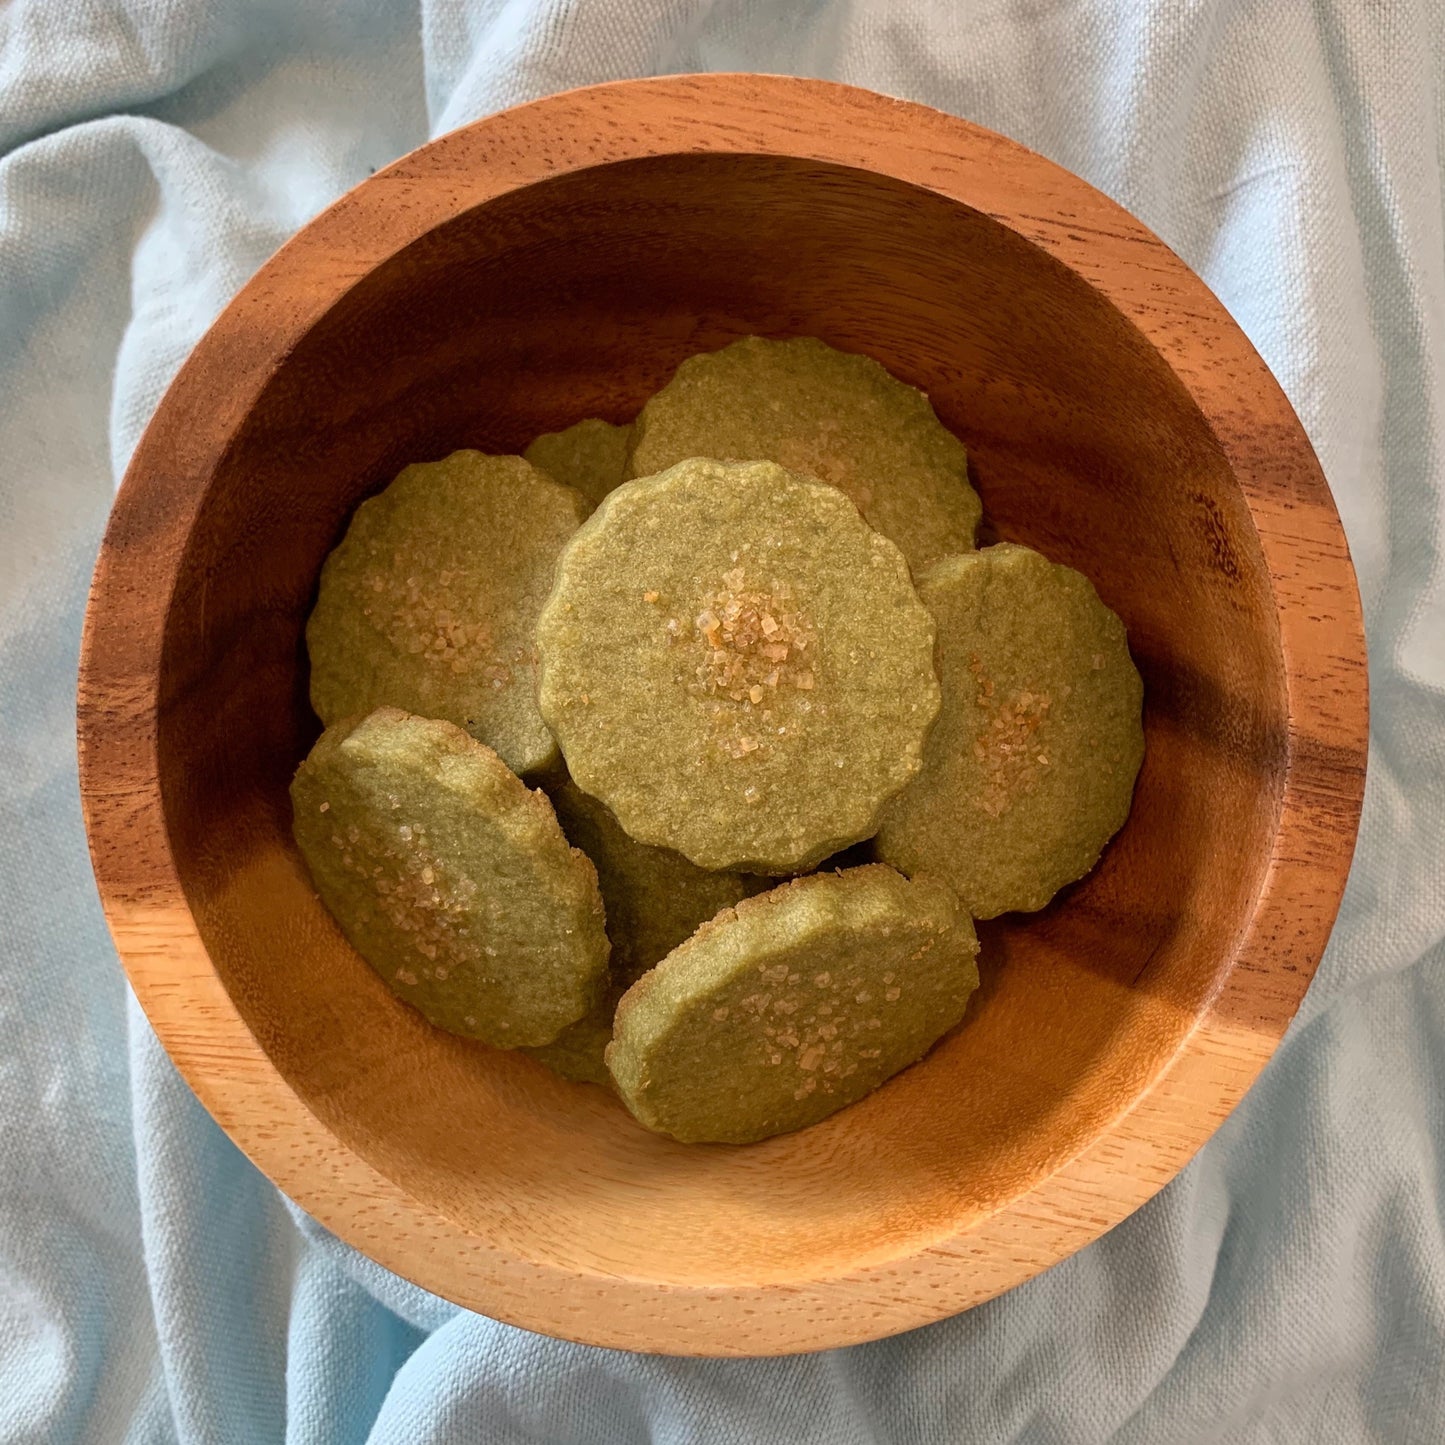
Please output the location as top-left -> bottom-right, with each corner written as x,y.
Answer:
306,450 -> 587,776
606,865 -> 979,1144
291,708 -> 609,1047
536,458 -> 942,874
875,544 -> 1145,918
524,778 -> 761,1085
525,418 -> 632,510
627,336 -> 980,574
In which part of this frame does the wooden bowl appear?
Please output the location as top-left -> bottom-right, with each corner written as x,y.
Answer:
77,75 -> 1367,1355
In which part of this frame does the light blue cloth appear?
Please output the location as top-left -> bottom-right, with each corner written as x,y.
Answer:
2,1 -> 1443,1440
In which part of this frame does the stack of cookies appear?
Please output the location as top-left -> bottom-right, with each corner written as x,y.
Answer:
292,337 -> 1144,1144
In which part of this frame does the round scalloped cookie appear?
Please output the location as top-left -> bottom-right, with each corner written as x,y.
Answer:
525,418 -> 632,510
290,708 -> 609,1048
306,450 -> 587,776
875,544 -> 1144,918
626,336 -> 980,574
536,458 -> 941,874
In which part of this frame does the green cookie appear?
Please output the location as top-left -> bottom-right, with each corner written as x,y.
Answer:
525,418 -> 632,510
536,458 -> 941,874
306,450 -> 587,776
627,336 -> 980,574
524,779 -> 761,1085
875,544 -> 1145,917
290,708 -> 609,1047
606,866 -> 979,1144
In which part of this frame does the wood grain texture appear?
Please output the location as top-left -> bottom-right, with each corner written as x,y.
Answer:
75,75 -> 1368,1355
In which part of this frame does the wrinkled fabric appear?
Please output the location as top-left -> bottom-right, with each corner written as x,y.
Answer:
1,2 -> 1443,1441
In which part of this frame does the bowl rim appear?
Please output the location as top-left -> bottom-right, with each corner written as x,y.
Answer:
76,72 -> 1368,1355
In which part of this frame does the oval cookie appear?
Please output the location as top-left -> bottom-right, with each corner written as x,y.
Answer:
290,708 -> 609,1047
606,866 -> 979,1144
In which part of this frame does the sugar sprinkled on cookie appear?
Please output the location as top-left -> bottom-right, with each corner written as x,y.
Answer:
291,708 -> 609,1047
606,866 -> 979,1143
306,451 -> 586,775
536,458 -> 941,873
875,544 -> 1144,917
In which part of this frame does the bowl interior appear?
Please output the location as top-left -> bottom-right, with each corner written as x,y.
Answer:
157,154 -> 1285,1285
